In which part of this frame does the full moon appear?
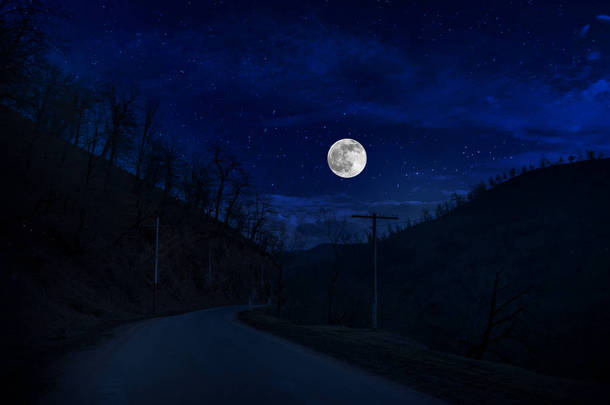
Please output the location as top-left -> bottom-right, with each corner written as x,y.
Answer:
327,138 -> 367,178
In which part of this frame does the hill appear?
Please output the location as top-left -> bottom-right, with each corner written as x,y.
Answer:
281,157 -> 610,382
0,106 -> 276,383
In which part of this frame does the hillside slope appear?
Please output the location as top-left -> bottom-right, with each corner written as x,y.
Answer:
0,106 -> 275,359
283,158 -> 610,382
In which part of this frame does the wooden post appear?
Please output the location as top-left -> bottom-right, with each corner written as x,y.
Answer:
153,216 -> 159,313
208,239 -> 212,286
372,214 -> 377,329
352,213 -> 398,330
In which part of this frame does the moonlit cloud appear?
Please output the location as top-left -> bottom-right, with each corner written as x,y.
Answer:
579,24 -> 590,37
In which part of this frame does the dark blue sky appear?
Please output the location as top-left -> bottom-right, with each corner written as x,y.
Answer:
51,0 -> 610,244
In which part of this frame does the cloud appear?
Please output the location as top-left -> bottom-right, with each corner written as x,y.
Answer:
579,24 -> 590,37
587,51 -> 601,61
581,79 -> 610,99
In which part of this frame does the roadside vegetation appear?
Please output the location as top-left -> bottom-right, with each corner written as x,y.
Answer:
240,309 -> 607,405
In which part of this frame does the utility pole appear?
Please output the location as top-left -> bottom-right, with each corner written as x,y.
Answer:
208,239 -> 212,286
144,216 -> 167,314
352,213 -> 398,330
154,216 -> 159,313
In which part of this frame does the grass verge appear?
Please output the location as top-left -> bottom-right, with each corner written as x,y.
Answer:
239,309 -> 608,405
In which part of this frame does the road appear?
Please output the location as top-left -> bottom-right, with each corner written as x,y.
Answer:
42,306 -> 449,405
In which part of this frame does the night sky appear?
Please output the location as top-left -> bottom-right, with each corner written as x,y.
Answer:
51,0 -> 610,245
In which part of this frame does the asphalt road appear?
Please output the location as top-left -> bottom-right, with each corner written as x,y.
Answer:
42,306 -> 448,405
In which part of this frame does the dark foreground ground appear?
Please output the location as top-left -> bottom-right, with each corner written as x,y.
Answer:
38,306 -> 446,405
239,309 -> 609,405
4,304 -> 224,405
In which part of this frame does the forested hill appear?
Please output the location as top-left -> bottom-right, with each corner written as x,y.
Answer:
283,157 -> 610,382
0,106 -> 277,354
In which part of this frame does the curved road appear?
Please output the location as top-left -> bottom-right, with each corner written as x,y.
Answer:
42,306 -> 448,404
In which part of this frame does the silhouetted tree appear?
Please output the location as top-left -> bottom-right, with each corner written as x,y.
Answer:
319,209 -> 352,324
181,159 -> 212,213
266,223 -> 303,316
468,182 -> 487,201
100,85 -> 137,189
435,203 -> 446,219
224,167 -> 249,226
20,63 -> 66,174
466,271 -> 533,360
451,192 -> 466,208
210,143 -> 239,221
142,136 -> 164,189
0,0 -> 50,103
84,95 -> 105,184
61,81 -> 93,148
158,134 -> 181,206
246,192 -> 270,242
135,98 -> 160,182
421,208 -> 432,223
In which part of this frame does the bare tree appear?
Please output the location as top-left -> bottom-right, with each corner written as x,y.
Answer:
268,220 -> 305,316
466,270 -> 533,360
0,0 -> 50,102
61,81 -> 93,147
158,135 -> 181,206
100,85 -> 137,188
135,98 -> 159,181
246,192 -> 270,242
182,158 -> 212,213
142,136 -> 163,188
83,95 -> 106,184
468,182 -> 487,201
421,208 -> 432,223
435,203 -> 447,219
19,63 -> 64,174
318,209 -> 352,324
224,167 -> 249,226
210,143 -> 239,221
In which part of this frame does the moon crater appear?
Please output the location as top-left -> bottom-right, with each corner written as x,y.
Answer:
327,138 -> 367,178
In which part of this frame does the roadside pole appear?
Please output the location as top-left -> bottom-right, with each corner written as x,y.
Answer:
154,216 -> 159,313
352,213 -> 398,330
142,216 -> 171,314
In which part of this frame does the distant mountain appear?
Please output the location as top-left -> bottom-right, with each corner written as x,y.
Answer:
283,157 -> 610,382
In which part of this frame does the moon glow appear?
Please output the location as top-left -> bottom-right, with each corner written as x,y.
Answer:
327,138 -> 367,178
